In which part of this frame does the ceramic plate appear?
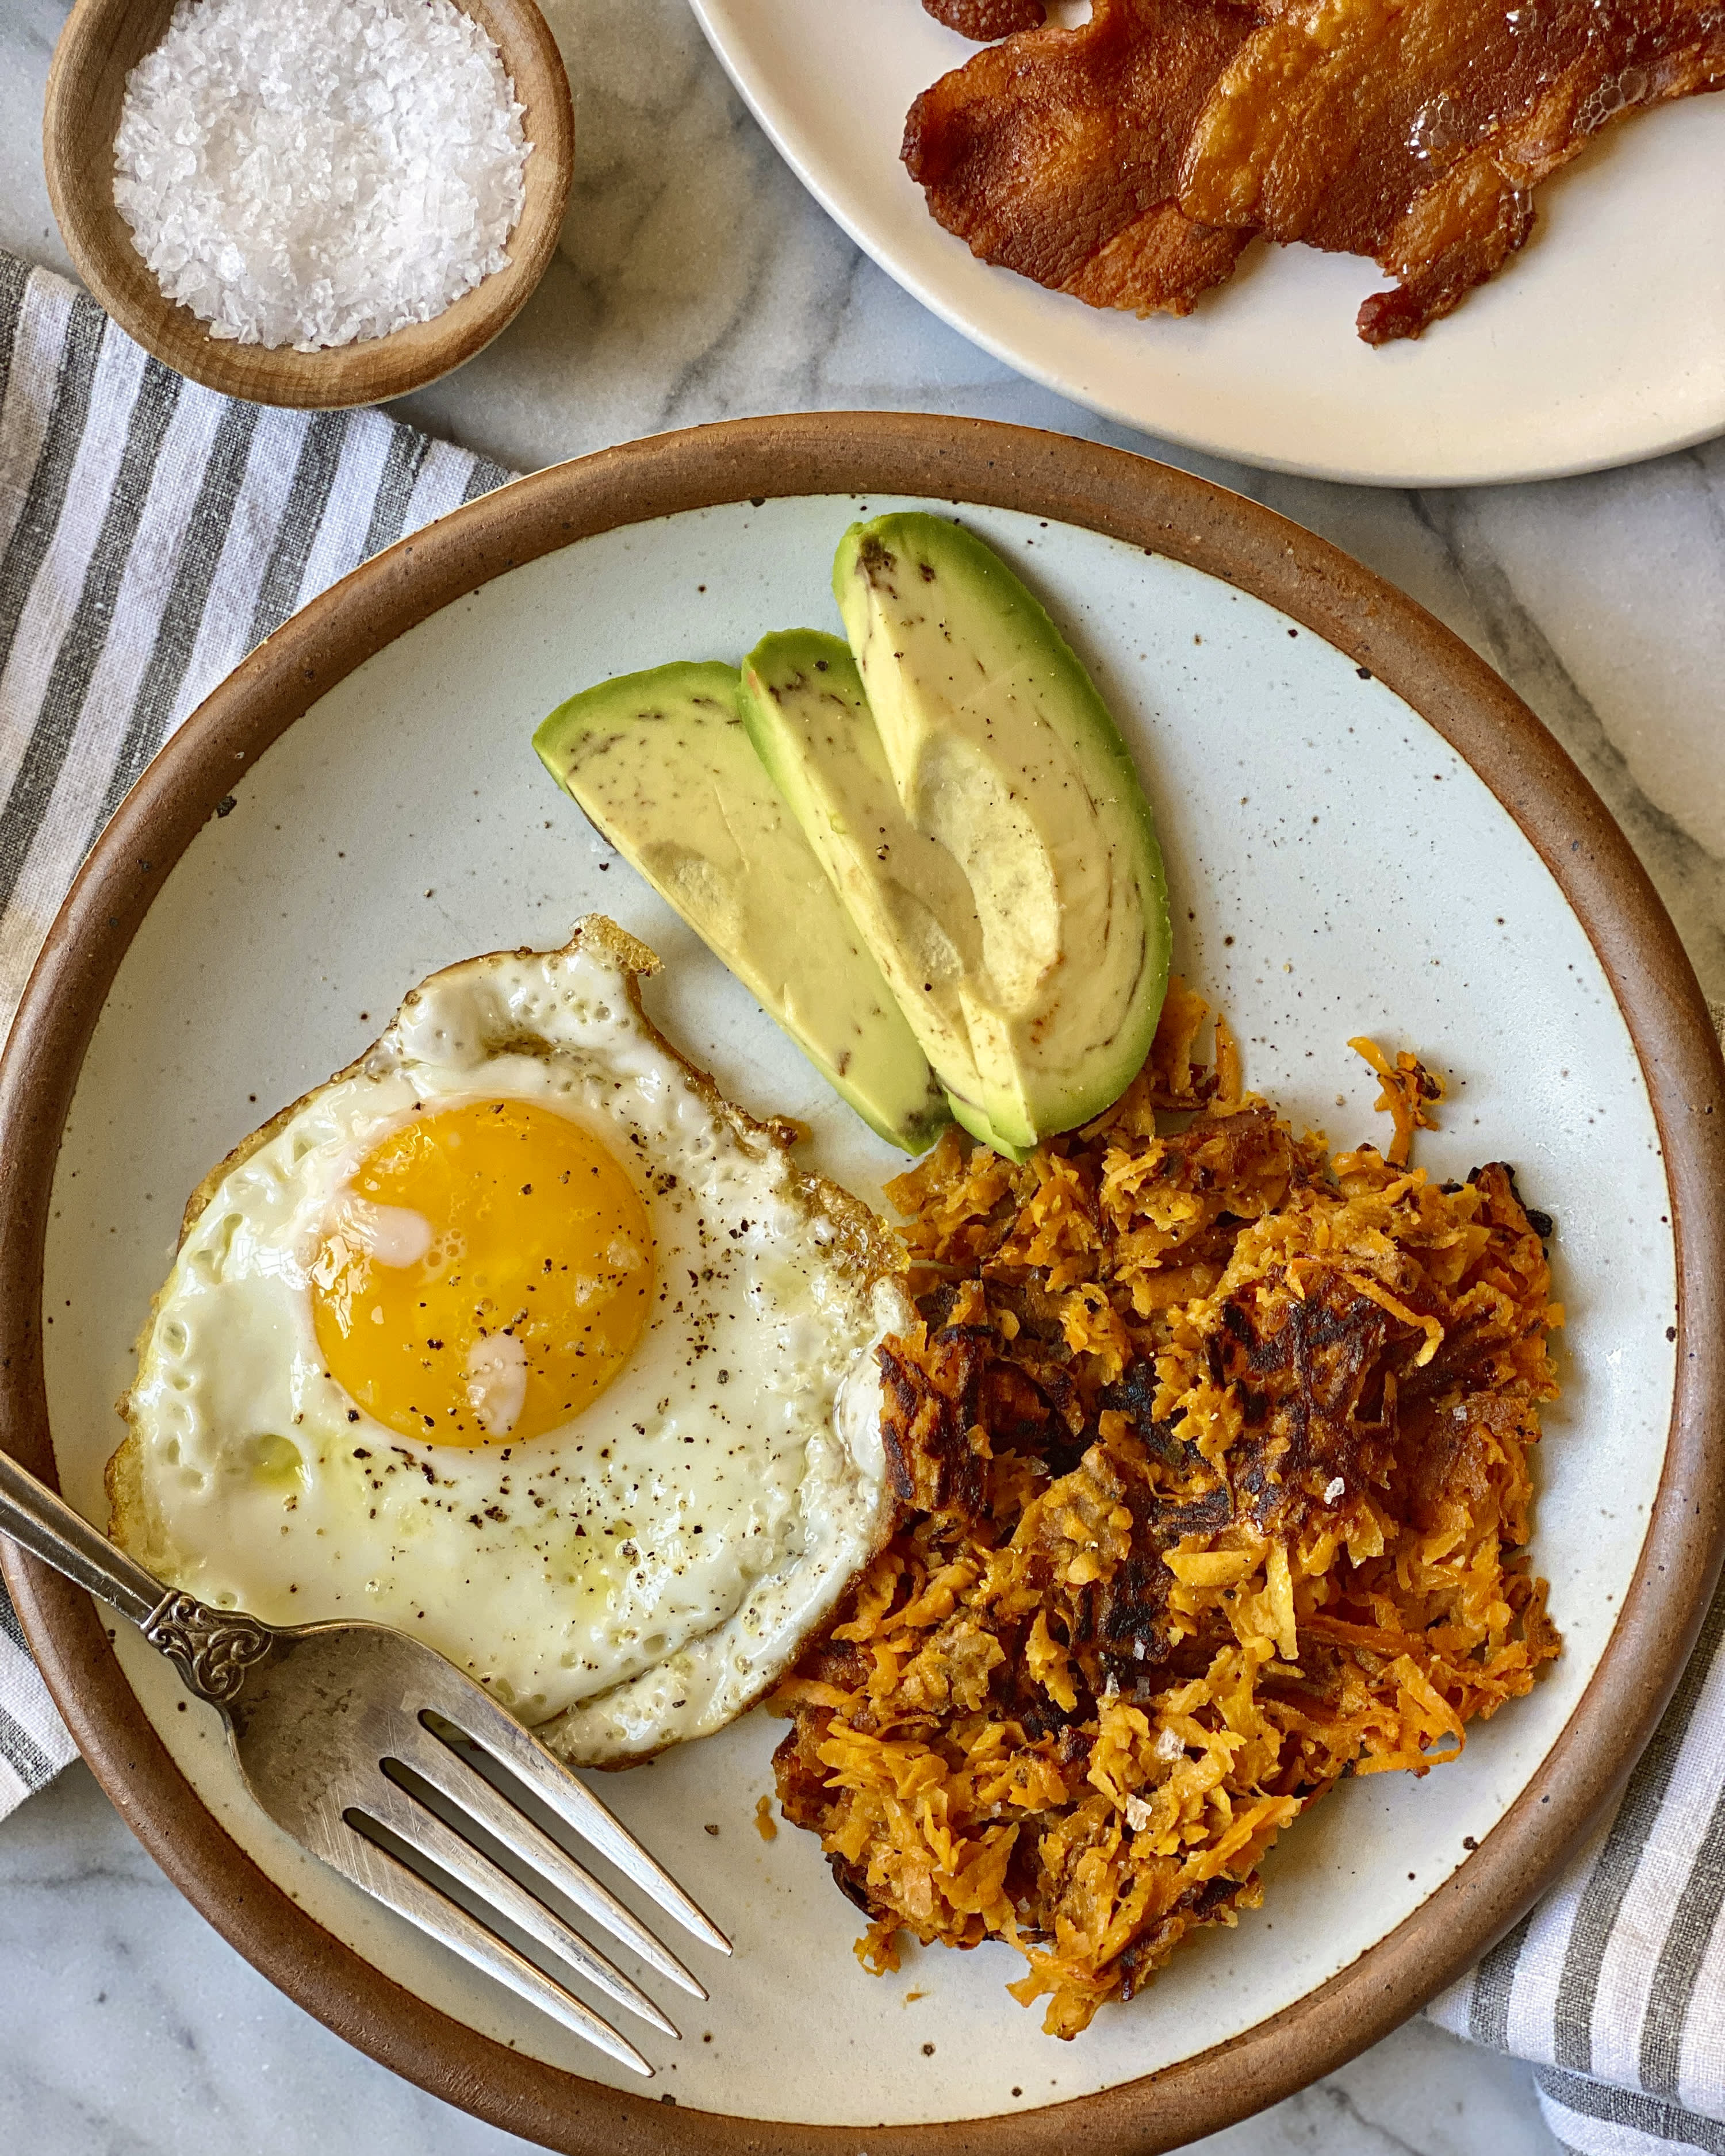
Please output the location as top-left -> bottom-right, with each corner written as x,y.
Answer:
3,417 -> 1722,2156
688,0 -> 1725,487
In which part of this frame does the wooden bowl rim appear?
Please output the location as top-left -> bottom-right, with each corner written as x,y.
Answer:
41,0 -> 573,411
3,412 -> 1722,2154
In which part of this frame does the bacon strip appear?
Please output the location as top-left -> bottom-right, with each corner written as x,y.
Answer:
1179,0 -> 1725,342
903,0 -> 1259,318
923,0 -> 1046,38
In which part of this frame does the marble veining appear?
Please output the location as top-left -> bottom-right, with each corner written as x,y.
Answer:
3,0 -> 1720,2147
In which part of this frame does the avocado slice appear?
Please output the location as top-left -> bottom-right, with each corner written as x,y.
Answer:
534,661 -> 950,1153
739,628 -> 1031,1156
823,513 -> 1170,1150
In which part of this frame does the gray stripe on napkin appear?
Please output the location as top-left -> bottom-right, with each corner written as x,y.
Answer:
461,454 -> 511,504
1640,1779 -> 1725,2098
1553,1585 -> 1725,2073
0,255 -> 29,403
0,293 -> 105,682
359,427 -> 431,560
0,1593 -> 62,1789
0,356 -> 181,915
1540,2069 -> 1725,2156
0,1692 -> 55,1789
1470,1911 -> 1536,2050
92,397 -> 260,836
245,409 -> 352,648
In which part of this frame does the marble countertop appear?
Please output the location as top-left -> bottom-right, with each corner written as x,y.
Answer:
2,1 -> 1721,2151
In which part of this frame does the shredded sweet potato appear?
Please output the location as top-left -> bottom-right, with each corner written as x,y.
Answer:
771,989 -> 1560,2036
1350,1034 -> 1446,1168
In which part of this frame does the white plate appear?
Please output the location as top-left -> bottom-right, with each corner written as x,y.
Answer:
32,484 -> 1679,2128
688,0 -> 1725,486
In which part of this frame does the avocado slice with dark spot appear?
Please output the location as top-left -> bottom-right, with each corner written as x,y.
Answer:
812,513 -> 1170,1148
740,628 -> 1029,1159
534,661 -> 950,1153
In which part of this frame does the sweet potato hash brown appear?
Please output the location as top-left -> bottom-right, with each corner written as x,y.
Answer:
908,0 -> 1725,343
769,986 -> 1561,2034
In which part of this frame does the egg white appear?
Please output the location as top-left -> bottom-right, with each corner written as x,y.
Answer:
110,918 -> 911,1760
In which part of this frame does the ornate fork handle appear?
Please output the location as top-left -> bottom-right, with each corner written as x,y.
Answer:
0,1443 -> 273,1704
142,1592 -> 274,1702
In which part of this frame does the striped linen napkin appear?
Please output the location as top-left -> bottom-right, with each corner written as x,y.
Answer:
1,247 -> 1722,2156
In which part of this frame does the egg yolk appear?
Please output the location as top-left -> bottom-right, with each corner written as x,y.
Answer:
310,1098 -> 654,1447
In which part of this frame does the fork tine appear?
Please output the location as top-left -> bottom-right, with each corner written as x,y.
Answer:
324,1810 -> 653,2077
399,1723 -> 708,2001
434,1687 -> 732,1957
359,1777 -> 681,2040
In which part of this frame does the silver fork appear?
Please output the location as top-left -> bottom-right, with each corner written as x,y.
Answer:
0,1447 -> 730,2078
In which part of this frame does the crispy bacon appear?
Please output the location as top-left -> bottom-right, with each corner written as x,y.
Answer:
1179,0 -> 1725,341
923,0 -> 1046,37
903,0 -> 1259,317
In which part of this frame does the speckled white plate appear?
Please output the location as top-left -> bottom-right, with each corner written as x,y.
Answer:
689,0 -> 1725,486
4,418 -> 1721,2156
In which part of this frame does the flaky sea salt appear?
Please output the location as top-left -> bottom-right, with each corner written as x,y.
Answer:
113,0 -> 530,352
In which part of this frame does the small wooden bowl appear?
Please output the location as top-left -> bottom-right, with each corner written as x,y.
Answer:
42,0 -> 572,411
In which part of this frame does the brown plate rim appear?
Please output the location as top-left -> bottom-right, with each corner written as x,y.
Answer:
41,0 -> 574,412
3,412 -> 1722,2155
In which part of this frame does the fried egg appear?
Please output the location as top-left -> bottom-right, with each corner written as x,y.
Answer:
109,917 -> 911,1762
